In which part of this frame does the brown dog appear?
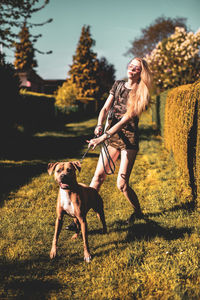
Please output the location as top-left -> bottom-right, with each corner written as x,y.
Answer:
48,161 -> 107,262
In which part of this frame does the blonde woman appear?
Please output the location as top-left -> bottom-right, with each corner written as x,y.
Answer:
86,58 -> 152,223
66,58 -> 152,231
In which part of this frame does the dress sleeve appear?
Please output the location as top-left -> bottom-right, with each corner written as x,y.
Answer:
109,80 -> 121,95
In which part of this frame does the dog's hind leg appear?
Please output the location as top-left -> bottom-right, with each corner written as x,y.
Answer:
71,218 -> 80,239
95,196 -> 107,234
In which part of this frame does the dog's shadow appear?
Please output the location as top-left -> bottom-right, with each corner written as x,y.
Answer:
92,216 -> 192,257
124,218 -> 192,243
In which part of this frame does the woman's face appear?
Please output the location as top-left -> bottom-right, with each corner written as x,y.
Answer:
127,59 -> 142,80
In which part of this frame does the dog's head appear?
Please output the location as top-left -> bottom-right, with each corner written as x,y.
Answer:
48,161 -> 81,190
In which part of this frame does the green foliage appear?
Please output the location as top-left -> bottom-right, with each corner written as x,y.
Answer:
0,60 -> 20,135
68,25 -> 100,98
96,57 -> 116,100
158,90 -> 169,137
0,113 -> 199,299
0,0 -> 52,53
126,16 -> 188,57
18,92 -> 56,134
55,78 -> 79,108
14,23 -> 37,71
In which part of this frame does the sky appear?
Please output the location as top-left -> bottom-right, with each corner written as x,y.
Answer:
4,0 -> 200,80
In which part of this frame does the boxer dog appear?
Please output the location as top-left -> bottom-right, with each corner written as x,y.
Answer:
48,161 -> 107,262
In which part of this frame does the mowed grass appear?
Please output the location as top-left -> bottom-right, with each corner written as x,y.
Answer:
0,111 -> 200,299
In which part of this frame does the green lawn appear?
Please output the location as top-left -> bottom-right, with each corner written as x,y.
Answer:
0,110 -> 199,299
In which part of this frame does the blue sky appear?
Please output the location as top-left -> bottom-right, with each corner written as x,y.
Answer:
5,0 -> 200,80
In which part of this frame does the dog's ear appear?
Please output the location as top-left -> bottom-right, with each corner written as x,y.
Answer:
47,162 -> 59,175
71,161 -> 81,173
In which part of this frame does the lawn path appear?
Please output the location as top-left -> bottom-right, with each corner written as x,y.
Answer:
0,110 -> 199,299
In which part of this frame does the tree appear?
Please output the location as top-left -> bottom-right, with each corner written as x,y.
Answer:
126,16 -> 188,58
96,57 -> 115,100
0,58 -> 21,135
0,0 -> 52,54
145,27 -> 200,91
14,22 -> 37,70
68,25 -> 99,98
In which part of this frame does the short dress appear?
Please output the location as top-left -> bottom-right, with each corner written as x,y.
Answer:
106,80 -> 139,151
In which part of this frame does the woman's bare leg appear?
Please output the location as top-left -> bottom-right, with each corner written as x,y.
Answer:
90,145 -> 120,191
117,149 -> 142,214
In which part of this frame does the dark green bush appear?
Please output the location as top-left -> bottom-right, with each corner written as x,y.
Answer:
0,61 -> 21,136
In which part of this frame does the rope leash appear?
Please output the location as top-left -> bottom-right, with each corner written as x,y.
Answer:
80,136 -> 115,175
79,146 -> 91,164
100,142 -> 115,175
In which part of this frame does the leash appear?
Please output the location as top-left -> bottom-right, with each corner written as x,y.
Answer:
80,136 -> 115,175
79,146 -> 91,164
100,141 -> 115,175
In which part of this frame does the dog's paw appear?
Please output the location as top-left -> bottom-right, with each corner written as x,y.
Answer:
84,255 -> 92,263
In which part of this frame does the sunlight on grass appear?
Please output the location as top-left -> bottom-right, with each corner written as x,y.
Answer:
0,111 -> 199,299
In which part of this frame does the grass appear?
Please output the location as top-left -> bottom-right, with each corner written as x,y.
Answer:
0,110 -> 199,299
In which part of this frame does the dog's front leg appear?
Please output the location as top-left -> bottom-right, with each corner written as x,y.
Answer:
77,216 -> 91,262
50,210 -> 64,259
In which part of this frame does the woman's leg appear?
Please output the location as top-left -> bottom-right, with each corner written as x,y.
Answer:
90,145 -> 120,191
117,149 -> 142,215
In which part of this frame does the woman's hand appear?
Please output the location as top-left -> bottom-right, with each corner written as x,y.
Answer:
94,125 -> 103,137
86,134 -> 106,150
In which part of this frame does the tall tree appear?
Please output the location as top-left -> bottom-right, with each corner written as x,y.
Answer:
68,25 -> 99,98
126,16 -> 188,57
96,57 -> 115,100
0,0 -> 52,54
14,22 -> 37,70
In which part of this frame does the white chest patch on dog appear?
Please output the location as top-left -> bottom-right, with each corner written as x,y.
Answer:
60,188 -> 75,216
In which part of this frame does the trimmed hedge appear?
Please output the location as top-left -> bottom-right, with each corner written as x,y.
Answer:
151,91 -> 168,136
163,79 -> 199,204
0,62 -> 21,136
18,93 -> 56,134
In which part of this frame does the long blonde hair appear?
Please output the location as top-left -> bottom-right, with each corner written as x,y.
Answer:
125,57 -> 152,118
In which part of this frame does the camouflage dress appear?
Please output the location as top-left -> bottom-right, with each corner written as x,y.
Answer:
106,80 -> 139,151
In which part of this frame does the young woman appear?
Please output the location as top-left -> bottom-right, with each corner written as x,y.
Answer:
87,57 -> 152,223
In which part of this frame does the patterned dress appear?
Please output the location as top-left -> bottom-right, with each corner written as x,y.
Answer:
106,80 -> 139,151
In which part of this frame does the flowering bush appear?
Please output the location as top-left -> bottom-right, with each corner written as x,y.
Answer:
145,27 -> 200,90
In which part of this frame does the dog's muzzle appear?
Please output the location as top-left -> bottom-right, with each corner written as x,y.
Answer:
59,174 -> 72,189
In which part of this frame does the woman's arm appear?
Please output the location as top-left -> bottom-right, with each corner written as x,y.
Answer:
88,114 -> 132,150
96,94 -> 114,125
94,94 -> 114,136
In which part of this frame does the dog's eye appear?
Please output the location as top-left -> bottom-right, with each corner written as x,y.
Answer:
57,168 -> 62,173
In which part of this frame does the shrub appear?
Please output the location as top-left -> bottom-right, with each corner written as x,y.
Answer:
18,91 -> 56,134
55,79 -> 78,108
0,62 -> 21,136
164,79 -> 199,203
151,91 -> 168,136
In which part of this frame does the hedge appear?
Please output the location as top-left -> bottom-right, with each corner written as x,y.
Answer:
163,79 -> 199,204
18,92 -> 56,134
151,90 -> 168,136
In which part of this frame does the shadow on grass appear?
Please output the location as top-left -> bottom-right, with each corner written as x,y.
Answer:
125,219 -> 192,243
0,256 -> 64,299
107,216 -> 192,244
0,114 -> 97,205
145,201 -> 195,218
